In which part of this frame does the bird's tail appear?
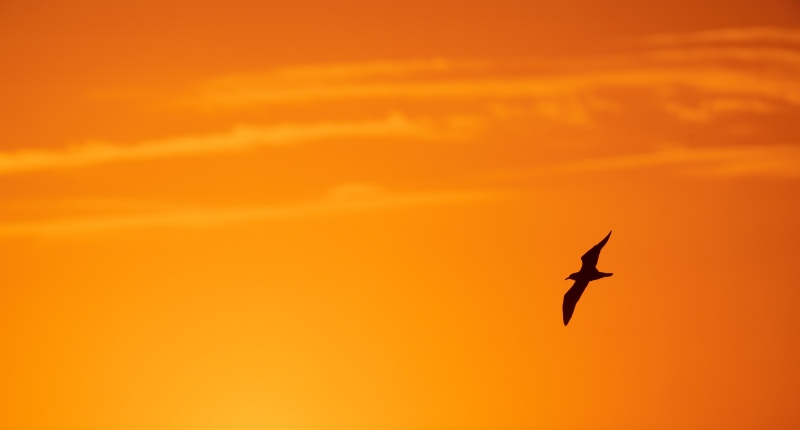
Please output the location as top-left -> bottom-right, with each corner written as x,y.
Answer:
600,272 -> 613,278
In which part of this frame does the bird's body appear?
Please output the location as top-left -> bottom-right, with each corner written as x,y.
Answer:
562,231 -> 613,326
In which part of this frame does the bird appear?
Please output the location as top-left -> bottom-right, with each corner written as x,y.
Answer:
562,231 -> 613,326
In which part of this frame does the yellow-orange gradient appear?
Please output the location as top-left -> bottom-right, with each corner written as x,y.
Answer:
2,1 -> 800,429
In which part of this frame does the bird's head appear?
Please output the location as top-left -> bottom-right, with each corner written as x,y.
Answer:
565,272 -> 579,281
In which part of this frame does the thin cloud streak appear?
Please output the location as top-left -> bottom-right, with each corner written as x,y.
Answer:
644,47 -> 800,67
530,144 -> 800,177
186,28 -> 800,110
0,115 -> 439,175
196,67 -> 800,107
644,26 -> 800,46
0,188 -> 503,237
237,58 -> 487,82
661,98 -> 775,122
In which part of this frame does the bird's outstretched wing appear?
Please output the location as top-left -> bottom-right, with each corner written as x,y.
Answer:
563,279 -> 589,326
580,230 -> 612,271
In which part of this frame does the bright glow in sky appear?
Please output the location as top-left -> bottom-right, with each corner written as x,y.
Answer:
1,1 -> 800,429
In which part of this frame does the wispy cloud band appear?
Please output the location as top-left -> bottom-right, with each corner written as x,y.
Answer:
0,187 -> 501,236
0,115 -> 440,175
528,144 -> 800,177
644,26 -> 800,46
196,67 -> 800,108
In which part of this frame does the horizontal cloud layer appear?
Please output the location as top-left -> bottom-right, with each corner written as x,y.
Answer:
0,186 -> 501,236
644,26 -> 800,46
194,67 -> 800,107
524,144 -> 800,177
0,115 -> 449,175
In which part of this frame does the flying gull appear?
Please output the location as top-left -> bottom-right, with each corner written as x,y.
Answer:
563,231 -> 613,326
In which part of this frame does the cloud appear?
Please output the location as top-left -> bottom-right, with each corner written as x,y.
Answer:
180,28 -> 800,113
192,65 -> 800,109
0,115 -> 450,175
233,58 -> 487,83
529,144 -> 800,177
0,186 -> 502,237
643,27 -> 800,46
643,47 -> 800,67
25,27 -> 800,180
661,98 -> 775,122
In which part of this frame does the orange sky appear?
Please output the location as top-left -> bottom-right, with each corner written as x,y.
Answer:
2,1 -> 800,429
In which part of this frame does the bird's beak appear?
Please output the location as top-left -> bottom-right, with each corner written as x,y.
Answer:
565,277 -> 569,280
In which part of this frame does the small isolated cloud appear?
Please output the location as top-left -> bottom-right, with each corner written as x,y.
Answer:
531,144 -> 800,177
0,115 -> 450,175
0,185 -> 503,237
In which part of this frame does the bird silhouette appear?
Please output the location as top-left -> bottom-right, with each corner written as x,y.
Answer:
562,231 -> 613,326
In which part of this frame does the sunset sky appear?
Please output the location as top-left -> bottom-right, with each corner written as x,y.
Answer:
2,1 -> 800,429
